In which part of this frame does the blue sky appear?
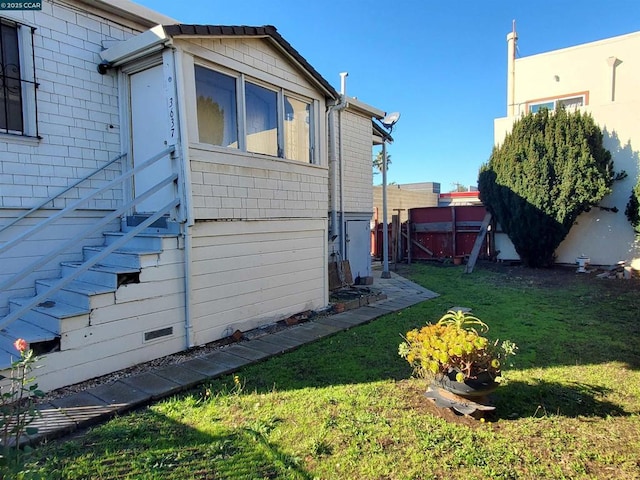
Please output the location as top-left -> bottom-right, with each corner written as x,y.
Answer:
136,0 -> 640,192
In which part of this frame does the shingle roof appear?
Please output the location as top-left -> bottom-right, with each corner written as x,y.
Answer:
162,24 -> 339,100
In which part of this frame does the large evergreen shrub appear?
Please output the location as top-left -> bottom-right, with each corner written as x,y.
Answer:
625,178 -> 640,234
479,108 -> 614,267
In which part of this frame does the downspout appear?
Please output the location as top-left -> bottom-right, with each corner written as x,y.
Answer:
327,72 -> 349,249
170,45 -> 195,349
339,73 -> 348,257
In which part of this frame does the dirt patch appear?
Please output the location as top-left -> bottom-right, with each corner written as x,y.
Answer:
394,380 -> 488,428
395,259 -> 639,293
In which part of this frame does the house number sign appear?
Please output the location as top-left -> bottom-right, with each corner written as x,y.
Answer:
163,50 -> 178,146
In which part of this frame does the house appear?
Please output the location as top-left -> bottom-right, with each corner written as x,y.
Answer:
0,0 -> 385,391
437,189 -> 481,207
494,29 -> 640,268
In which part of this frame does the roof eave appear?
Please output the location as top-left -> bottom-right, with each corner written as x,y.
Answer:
163,24 -> 339,100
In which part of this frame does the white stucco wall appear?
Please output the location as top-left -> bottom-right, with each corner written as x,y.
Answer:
494,31 -> 640,268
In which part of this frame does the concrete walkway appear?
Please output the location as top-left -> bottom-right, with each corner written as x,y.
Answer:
27,269 -> 438,445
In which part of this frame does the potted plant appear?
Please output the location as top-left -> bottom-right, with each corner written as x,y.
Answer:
398,310 -> 517,397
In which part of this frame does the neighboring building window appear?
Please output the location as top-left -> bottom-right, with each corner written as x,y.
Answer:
557,96 -> 584,111
529,101 -> 554,113
284,96 -> 312,162
195,66 -> 238,148
245,82 -> 279,157
0,18 -> 37,137
194,63 -> 317,164
528,94 -> 586,114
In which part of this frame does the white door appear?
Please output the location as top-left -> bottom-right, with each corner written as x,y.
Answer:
130,65 -> 174,213
346,220 -> 372,280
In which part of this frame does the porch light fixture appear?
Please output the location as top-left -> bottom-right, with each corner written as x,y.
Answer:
380,111 -> 400,279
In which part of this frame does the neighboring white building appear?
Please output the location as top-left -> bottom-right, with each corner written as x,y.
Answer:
0,1 -> 385,391
494,30 -> 640,268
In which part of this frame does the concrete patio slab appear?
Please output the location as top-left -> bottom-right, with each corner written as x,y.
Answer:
244,337 -> 294,355
88,380 -> 151,412
153,364 -> 209,389
313,315 -> 361,329
254,331 -> 306,350
50,391 -> 115,426
202,349 -> 252,370
180,356 -> 237,378
296,321 -> 343,338
223,343 -> 271,362
120,372 -> 183,399
272,326 -> 322,344
22,403 -> 77,445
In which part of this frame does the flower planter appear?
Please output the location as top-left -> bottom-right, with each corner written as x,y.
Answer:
432,369 -> 499,398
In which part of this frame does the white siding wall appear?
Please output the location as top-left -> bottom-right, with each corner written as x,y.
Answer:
494,31 -> 640,268
190,219 -> 326,346
0,1 -> 147,310
190,147 -> 327,220
0,0 -> 142,210
178,36 -> 330,345
341,110 -> 374,215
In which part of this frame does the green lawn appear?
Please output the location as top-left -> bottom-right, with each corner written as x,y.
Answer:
16,263 -> 640,479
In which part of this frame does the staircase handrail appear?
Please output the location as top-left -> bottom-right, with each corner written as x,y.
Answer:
0,197 -> 180,331
0,172 -> 178,295
0,153 -> 126,236
0,146 -> 175,257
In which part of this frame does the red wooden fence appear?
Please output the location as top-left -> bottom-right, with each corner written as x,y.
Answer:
372,205 -> 490,261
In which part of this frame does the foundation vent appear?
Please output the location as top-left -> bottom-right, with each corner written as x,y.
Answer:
144,327 -> 173,342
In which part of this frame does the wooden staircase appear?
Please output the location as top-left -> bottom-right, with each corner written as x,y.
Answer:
0,218 -> 184,391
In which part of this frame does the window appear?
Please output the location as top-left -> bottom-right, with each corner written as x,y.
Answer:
528,94 -> 586,114
194,64 -> 316,164
195,66 -> 238,148
557,96 -> 584,111
284,96 -> 312,162
245,82 -> 278,156
0,18 -> 36,137
529,101 -> 554,113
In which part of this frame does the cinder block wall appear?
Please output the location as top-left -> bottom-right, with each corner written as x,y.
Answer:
373,183 -> 440,223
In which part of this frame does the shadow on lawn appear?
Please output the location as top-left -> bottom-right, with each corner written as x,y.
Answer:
492,378 -> 628,420
33,409 -> 313,479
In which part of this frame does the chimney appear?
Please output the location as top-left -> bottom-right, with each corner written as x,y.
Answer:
507,22 -> 518,116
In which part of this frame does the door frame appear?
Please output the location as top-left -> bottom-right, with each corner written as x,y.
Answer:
119,54 -> 164,216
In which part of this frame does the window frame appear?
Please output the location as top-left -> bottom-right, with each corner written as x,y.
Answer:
244,79 -> 280,157
527,92 -> 588,114
194,62 -> 318,165
283,92 -> 314,163
0,17 -> 38,138
194,64 -> 240,149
